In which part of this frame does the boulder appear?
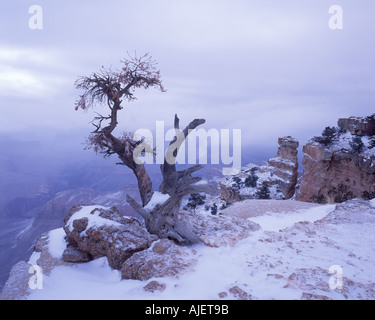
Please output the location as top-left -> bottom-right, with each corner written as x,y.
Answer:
63,205 -> 158,270
62,246 -> 92,263
143,280 -> 167,293
121,239 -> 198,280
228,285 -> 253,300
121,210 -> 261,280
219,183 -> 242,204
178,210 -> 261,248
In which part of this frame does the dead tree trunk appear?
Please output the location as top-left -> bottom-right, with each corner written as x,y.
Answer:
74,54 -> 218,244
75,53 -> 165,208
127,114 -> 217,244
101,103 -> 154,207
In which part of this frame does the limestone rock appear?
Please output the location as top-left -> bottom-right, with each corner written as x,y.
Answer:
296,143 -> 375,203
121,239 -> 197,280
267,136 -> 299,199
219,183 -> 242,204
218,136 -> 299,204
318,198 -> 375,225
242,136 -> 300,200
62,246 -> 92,263
228,286 -> 252,300
301,292 -> 332,300
338,116 -> 375,136
32,231 -> 71,275
0,230 -> 72,300
296,116 -> 375,203
143,280 -> 167,293
178,210 -> 261,248
0,261 -> 31,300
63,205 -> 158,270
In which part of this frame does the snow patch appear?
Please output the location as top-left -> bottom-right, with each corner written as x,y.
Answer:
144,192 -> 170,210
249,204 -> 336,231
48,228 -> 68,259
28,251 -> 41,266
66,205 -> 121,235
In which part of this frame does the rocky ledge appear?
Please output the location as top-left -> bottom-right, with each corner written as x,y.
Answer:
296,115 -> 375,203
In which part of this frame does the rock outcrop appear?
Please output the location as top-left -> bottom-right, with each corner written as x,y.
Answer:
337,116 -> 375,136
218,136 -> 299,204
0,229 -> 72,300
63,205 -> 158,269
121,239 -> 198,280
181,210 -> 261,247
267,136 -> 299,199
219,182 -> 242,204
120,210 -> 261,280
61,203 -> 260,279
296,116 -> 375,203
3,197 -> 375,300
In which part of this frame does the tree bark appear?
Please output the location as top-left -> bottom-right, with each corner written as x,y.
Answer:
101,102 -> 154,207
127,114 -> 218,244
115,138 -> 154,207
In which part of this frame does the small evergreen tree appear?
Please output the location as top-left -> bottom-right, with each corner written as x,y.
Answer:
220,202 -> 231,210
255,182 -> 271,199
231,176 -> 242,189
244,173 -> 258,188
312,126 -> 338,146
349,136 -> 364,154
186,193 -> 206,211
210,203 -> 218,215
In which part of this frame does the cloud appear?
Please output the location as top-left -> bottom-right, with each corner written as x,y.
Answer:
0,0 -> 374,157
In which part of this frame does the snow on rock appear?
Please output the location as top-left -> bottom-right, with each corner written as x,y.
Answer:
297,116 -> 375,203
121,239 -> 198,280
2,198 -> 375,300
144,192 -> 170,210
48,228 -> 68,259
63,205 -> 158,269
0,261 -> 32,300
216,137 -> 299,207
65,205 -> 122,234
0,228 -> 73,300
178,210 -> 261,248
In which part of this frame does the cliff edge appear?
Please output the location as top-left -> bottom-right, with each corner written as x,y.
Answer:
296,115 -> 375,203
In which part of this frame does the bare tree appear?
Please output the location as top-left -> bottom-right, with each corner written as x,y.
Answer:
75,53 -> 164,207
75,53 -> 217,244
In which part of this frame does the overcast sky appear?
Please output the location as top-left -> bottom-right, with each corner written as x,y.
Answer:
0,0 -> 374,152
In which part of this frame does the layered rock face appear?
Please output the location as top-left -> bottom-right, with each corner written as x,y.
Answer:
337,116 -> 375,136
219,136 -> 299,204
296,116 -> 375,203
267,136 -> 299,199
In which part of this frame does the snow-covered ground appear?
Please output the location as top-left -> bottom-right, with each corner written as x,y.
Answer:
5,199 -> 375,300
